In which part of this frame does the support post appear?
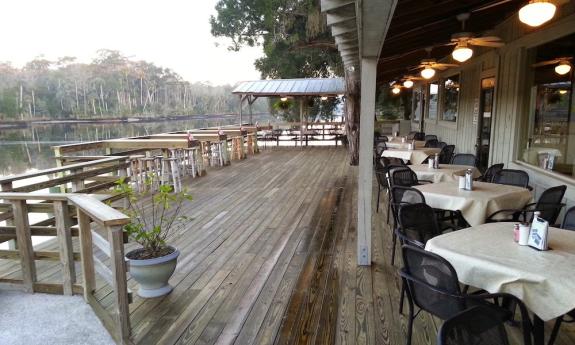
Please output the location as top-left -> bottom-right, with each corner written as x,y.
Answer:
12,200 -> 36,292
54,200 -> 75,295
299,98 -> 304,147
107,224 -> 131,342
77,209 -> 95,302
357,58 -> 377,266
248,95 -> 253,125
238,95 -> 243,125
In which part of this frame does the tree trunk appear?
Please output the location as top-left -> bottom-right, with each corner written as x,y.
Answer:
345,72 -> 360,166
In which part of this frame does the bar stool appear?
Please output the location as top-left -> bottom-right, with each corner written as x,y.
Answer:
129,155 -> 146,192
139,156 -> 160,191
183,147 -> 203,177
161,157 -> 182,193
210,141 -> 224,167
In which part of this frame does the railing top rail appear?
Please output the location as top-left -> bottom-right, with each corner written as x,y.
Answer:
0,157 -> 127,185
0,192 -> 110,201
68,194 -> 130,227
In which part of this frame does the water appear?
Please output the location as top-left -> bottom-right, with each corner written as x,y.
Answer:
0,114 -> 274,177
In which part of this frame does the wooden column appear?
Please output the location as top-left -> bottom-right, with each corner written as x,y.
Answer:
107,224 -> 131,342
238,95 -> 243,125
77,209 -> 95,302
357,57 -> 377,266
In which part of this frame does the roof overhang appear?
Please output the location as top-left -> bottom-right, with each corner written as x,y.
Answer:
232,78 -> 346,97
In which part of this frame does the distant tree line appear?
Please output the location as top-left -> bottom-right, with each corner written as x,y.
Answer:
0,50 -> 263,120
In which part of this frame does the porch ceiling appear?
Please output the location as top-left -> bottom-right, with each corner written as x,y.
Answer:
377,0 -> 526,83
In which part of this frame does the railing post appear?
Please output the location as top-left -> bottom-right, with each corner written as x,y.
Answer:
77,209 -> 95,302
70,168 -> 85,192
11,199 -> 36,292
1,182 -> 17,250
107,224 -> 131,342
54,200 -> 76,295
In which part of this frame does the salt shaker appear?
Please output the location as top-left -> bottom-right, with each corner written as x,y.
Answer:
464,169 -> 473,190
513,223 -> 520,242
433,153 -> 439,169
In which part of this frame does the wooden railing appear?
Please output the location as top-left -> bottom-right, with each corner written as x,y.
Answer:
0,192 -> 133,345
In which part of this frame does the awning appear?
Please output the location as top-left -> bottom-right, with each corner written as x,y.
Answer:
232,78 -> 346,97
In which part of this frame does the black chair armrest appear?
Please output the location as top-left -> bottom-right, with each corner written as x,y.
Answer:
486,208 -> 523,222
417,180 -> 434,184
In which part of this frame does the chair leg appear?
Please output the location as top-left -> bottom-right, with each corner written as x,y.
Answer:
386,196 -> 391,224
399,280 -> 405,315
376,185 -> 381,213
547,318 -> 563,345
391,230 -> 397,266
406,291 -> 414,345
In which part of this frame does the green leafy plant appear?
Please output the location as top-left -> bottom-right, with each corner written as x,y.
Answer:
114,175 -> 192,260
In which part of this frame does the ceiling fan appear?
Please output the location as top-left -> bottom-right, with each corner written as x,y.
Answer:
410,51 -> 459,79
446,13 -> 505,62
532,57 -> 573,75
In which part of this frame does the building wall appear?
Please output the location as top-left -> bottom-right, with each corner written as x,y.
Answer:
418,5 -> 575,217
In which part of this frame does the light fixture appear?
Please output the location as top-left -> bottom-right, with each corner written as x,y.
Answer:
519,0 -> 556,27
554,61 -> 572,75
392,86 -> 401,95
421,67 -> 436,79
559,90 -> 568,95
452,42 -> 473,62
403,80 -> 414,88
280,96 -> 288,102
321,96 -> 328,101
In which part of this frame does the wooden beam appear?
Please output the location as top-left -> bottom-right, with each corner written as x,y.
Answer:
54,200 -> 76,295
77,209 -> 96,302
68,195 -> 130,227
12,200 -> 36,292
357,57 -> 377,266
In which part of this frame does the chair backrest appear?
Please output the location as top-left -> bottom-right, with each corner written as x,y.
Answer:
401,245 -> 464,320
413,132 -> 426,141
374,141 -> 387,157
425,134 -> 437,142
438,141 -> 448,149
406,131 -> 417,140
390,187 -> 426,230
385,157 -> 405,166
425,139 -> 439,148
389,167 -> 419,187
438,306 -> 510,345
491,169 -> 529,189
482,163 -> 504,182
439,145 -> 455,164
450,153 -> 477,167
398,203 -> 442,248
534,185 -> 566,224
562,206 -> 575,231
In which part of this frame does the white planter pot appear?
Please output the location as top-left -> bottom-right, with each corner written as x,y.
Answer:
126,246 -> 180,298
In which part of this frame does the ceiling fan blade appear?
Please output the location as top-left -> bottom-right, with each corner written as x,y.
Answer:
473,36 -> 502,42
532,60 -> 559,67
434,63 -> 459,68
470,40 -> 505,47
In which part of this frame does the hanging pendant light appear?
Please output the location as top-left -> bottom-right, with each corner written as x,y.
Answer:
392,86 -> 401,94
452,42 -> 473,62
421,67 -> 436,79
554,61 -> 572,75
519,0 -> 556,27
320,96 -> 328,101
403,80 -> 414,88
280,96 -> 288,102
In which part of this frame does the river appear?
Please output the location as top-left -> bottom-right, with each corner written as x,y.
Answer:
0,114 -> 274,177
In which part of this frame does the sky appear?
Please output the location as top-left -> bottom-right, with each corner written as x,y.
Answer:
0,0 -> 263,85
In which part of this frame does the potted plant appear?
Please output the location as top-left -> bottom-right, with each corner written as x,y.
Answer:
114,175 -> 192,298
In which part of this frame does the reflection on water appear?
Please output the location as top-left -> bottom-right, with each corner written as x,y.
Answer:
0,114 -> 274,177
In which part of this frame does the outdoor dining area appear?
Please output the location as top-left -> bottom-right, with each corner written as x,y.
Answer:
373,132 -> 575,345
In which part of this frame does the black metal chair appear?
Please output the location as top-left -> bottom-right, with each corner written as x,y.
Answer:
438,141 -> 448,149
486,185 -> 566,224
438,306 -> 512,345
561,206 -> 575,231
400,245 -> 533,345
424,138 -> 439,148
425,134 -> 437,142
491,169 -> 530,189
389,188 -> 427,265
389,166 -> 432,188
438,145 -> 455,164
374,141 -> 387,157
450,153 -> 477,167
477,163 -> 504,182
413,132 -> 425,141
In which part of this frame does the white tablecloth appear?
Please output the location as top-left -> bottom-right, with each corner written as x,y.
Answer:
414,181 -> 532,226
381,148 -> 441,164
426,223 -> 575,321
409,164 -> 481,183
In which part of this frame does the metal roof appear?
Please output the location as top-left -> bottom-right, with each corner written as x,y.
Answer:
232,78 -> 346,97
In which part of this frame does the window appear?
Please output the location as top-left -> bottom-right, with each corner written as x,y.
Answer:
441,75 -> 460,122
412,87 -> 423,121
427,82 -> 439,120
522,33 -> 574,178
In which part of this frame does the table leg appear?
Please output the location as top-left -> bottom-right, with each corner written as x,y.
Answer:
533,314 -> 544,345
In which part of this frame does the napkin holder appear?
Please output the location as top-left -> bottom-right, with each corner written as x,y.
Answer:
528,216 -> 549,251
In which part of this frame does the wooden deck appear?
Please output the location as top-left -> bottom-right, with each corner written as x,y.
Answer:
1,147 -> 574,345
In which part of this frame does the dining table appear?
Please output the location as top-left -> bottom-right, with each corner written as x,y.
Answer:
426,222 -> 575,345
409,164 -> 481,183
385,140 -> 426,149
414,181 -> 532,226
381,147 -> 441,164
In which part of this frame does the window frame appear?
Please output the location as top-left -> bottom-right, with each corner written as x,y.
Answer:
439,73 -> 461,126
